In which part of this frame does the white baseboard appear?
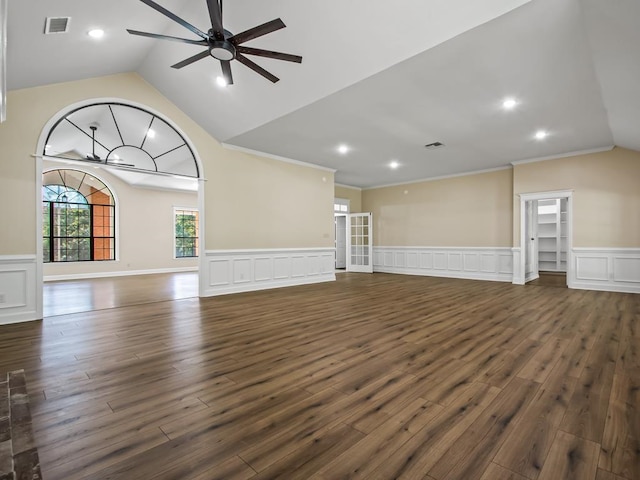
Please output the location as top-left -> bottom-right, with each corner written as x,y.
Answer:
202,248 -> 336,296
44,266 -> 198,282
0,255 -> 38,325
373,247 -> 513,282
571,248 -> 640,294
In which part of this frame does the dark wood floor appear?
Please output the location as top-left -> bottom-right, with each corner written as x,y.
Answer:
1,273 -> 638,480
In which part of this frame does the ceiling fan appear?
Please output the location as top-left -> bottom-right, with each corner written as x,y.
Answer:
127,0 -> 303,85
84,124 -> 135,167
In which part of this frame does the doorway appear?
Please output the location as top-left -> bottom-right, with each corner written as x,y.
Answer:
334,197 -> 350,271
35,98 -> 206,319
517,190 -> 573,287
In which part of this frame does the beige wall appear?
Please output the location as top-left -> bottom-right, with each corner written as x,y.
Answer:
335,185 -> 362,213
42,161 -> 198,276
210,152 -> 334,249
513,147 -> 640,247
0,73 -> 334,258
362,168 -> 513,247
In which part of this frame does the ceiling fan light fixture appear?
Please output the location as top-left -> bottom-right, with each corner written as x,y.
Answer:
210,40 -> 236,61
216,76 -> 228,87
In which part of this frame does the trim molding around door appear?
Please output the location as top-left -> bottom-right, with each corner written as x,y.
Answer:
515,190 -> 573,286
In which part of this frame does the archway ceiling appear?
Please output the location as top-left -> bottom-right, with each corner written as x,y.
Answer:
6,0 -> 640,188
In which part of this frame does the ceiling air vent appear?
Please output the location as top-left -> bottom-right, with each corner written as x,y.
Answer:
425,141 -> 445,150
44,17 -> 71,34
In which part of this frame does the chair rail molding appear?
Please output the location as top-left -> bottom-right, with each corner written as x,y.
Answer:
202,247 -> 336,296
373,246 -> 513,282
0,255 -> 39,324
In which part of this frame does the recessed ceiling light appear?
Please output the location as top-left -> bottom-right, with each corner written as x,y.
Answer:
535,130 -> 548,140
337,144 -> 349,155
88,29 -> 104,39
147,129 -> 156,139
502,98 -> 517,110
216,76 -> 228,88
390,160 -> 399,169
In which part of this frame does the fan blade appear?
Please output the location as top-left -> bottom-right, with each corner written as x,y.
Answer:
236,46 -> 302,63
235,53 -> 279,83
127,29 -> 208,46
221,60 -> 234,85
206,0 -> 224,39
138,0 -> 209,39
171,50 -> 211,69
229,18 -> 286,45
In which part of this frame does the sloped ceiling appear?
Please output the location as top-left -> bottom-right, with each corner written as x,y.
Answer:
5,0 -> 640,188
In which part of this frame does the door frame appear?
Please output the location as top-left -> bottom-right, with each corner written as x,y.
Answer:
524,199 -> 539,283
515,190 -> 573,286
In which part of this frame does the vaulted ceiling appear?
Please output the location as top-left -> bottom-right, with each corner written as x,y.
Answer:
6,0 -> 640,188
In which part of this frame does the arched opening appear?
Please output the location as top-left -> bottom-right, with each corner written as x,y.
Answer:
36,99 -> 205,318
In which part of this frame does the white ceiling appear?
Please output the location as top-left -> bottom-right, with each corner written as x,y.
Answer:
6,0 -> 640,188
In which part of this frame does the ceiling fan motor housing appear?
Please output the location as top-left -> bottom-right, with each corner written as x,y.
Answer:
210,40 -> 236,60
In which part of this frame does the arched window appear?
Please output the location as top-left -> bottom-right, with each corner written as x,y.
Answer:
43,102 -> 199,178
42,169 -> 115,262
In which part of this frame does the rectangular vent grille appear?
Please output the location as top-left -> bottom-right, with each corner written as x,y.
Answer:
45,17 -> 71,34
425,141 -> 445,150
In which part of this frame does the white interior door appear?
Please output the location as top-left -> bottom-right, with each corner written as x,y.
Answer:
335,215 -> 346,269
347,213 -> 373,273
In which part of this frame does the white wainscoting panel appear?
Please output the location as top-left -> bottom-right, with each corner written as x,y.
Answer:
203,248 -> 336,296
0,255 -> 38,324
571,248 -> 640,293
511,247 -> 523,284
374,247 -> 513,282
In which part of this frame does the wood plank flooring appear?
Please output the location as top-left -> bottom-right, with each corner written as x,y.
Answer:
1,273 -> 638,480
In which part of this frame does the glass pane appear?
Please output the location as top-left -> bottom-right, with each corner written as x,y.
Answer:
43,237 -> 50,263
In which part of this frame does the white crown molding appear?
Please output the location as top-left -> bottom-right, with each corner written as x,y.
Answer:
335,183 -> 362,191
363,165 -> 513,190
221,143 -> 337,173
510,145 -> 614,166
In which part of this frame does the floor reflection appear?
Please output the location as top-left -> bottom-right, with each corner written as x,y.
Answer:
43,272 -> 199,317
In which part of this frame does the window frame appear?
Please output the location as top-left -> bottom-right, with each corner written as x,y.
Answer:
42,182 -> 116,263
173,207 -> 199,259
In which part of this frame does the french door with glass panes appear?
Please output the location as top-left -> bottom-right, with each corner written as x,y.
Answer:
347,213 -> 373,273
